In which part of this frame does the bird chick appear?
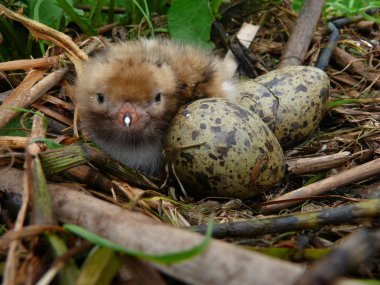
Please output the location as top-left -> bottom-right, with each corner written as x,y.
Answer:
75,39 -> 236,176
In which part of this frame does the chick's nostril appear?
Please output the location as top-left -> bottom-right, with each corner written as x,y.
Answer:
124,113 -> 132,128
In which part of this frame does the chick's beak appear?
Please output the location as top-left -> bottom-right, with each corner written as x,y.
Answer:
124,113 -> 132,128
117,102 -> 139,128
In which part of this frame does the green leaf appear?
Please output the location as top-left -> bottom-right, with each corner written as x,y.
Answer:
303,172 -> 326,186
63,222 -> 213,265
327,98 -> 362,108
32,155 -> 56,224
91,0 -> 107,28
30,0 -> 64,30
0,115 -> 29,137
56,0 -> 96,35
29,138 -> 63,149
248,246 -> 332,261
0,108 -> 46,136
48,234 -> 80,285
76,247 -> 121,285
210,0 -> 223,19
168,0 -> 215,50
0,225 -> 7,235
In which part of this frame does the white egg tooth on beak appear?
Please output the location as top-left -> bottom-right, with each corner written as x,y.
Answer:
124,114 -> 132,128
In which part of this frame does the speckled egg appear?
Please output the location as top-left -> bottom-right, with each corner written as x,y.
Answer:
237,66 -> 329,149
165,98 -> 285,199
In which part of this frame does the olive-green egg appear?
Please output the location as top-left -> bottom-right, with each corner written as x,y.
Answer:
166,98 -> 285,199
237,66 -> 330,148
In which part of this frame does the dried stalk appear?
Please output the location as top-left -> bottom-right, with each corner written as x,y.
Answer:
0,69 -> 46,128
286,151 -> 352,175
0,56 -> 60,71
27,113 -> 47,155
278,0 -> 324,68
333,46 -> 380,89
2,154 -> 32,284
0,67 -> 69,129
0,136 -> 29,149
0,4 -> 87,61
39,144 -> 160,189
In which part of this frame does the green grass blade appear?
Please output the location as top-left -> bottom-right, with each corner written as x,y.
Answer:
328,98 -> 361,108
76,247 -> 121,285
63,222 -> 213,264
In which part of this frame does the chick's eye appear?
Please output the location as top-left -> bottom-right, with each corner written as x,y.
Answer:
154,92 -> 161,103
96,92 -> 105,104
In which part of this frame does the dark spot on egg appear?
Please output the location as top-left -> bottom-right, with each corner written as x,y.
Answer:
260,164 -> 268,172
263,117 -> 271,123
194,172 -> 209,187
291,122 -> 300,129
180,152 -> 194,164
320,87 -> 329,101
205,165 -> 214,174
211,126 -> 222,132
208,153 -> 218,160
210,175 -> 221,182
262,92 -> 272,97
264,77 -> 281,89
217,146 -> 229,157
271,165 -> 280,176
192,130 -> 199,140
226,130 -> 237,146
295,84 -> 307,93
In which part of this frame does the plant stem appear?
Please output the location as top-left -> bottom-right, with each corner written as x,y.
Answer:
152,0 -> 160,14
130,0 -> 138,24
92,0 -> 107,28
211,0 -> 223,19
108,0 -> 115,23
133,0 -> 155,36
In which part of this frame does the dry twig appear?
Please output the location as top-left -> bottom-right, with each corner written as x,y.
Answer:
286,151 -> 352,175
0,56 -> 60,71
262,157 -> 380,213
0,67 -> 69,129
278,0 -> 325,68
